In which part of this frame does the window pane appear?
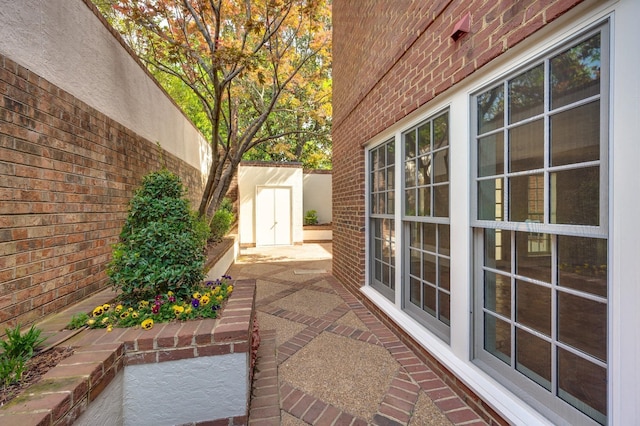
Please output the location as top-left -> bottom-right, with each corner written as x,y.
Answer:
423,253 -> 436,284
440,258 -> 450,291
410,277 -> 421,307
386,166 -> 395,190
478,85 -> 505,134
409,222 -> 419,248
558,292 -> 607,361
417,155 -> 430,185
418,122 -> 431,155
439,291 -> 450,325
516,231 -> 551,282
417,186 -> 430,216
509,64 -> 544,123
405,159 -> 416,187
404,130 -> 416,159
478,133 -> 504,177
558,348 -> 607,424
484,229 -> 511,272
405,189 -> 416,216
439,224 -> 450,256
433,113 -> 449,149
387,190 -> 395,214
509,119 -> 544,172
434,184 -> 449,217
484,313 -> 511,365
558,236 -> 607,297
551,33 -> 601,109
423,223 -> 436,252
551,101 -> 600,166
516,280 -> 551,336
478,178 -> 504,221
510,174 -> 544,222
423,283 -> 436,316
550,167 -> 599,226
516,328 -> 551,390
484,271 -> 511,317
433,149 -> 448,183
387,141 -> 395,165
410,248 -> 420,277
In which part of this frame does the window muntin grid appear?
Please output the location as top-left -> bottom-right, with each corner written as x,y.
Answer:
473,26 -> 609,426
402,111 -> 451,342
369,139 -> 396,301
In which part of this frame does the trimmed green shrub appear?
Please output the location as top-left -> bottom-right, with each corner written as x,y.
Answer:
107,170 -> 210,302
304,209 -> 318,225
209,197 -> 235,243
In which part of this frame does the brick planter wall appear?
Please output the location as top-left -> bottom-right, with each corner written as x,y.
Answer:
0,54 -> 205,332
0,279 -> 256,426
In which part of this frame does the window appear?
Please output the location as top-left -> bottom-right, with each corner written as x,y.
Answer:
473,26 -> 608,425
403,111 -> 451,342
369,139 -> 396,301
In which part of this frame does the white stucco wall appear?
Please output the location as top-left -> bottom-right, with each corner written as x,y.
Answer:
76,353 -> 248,426
303,172 -> 332,224
0,0 -> 211,177
238,164 -> 303,245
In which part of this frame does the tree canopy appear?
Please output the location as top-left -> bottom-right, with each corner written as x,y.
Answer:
94,0 -> 332,219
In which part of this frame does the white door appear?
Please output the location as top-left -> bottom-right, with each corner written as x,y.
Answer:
256,186 -> 292,246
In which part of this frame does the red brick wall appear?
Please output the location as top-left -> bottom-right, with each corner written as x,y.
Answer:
0,54 -> 204,331
332,0 -> 585,296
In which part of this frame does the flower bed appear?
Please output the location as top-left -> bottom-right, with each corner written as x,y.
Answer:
0,279 -> 257,426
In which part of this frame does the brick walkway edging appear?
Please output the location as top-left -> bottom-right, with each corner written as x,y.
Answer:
0,279 -> 257,426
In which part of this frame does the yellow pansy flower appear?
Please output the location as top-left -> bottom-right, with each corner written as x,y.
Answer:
92,306 -> 104,317
141,318 -> 154,330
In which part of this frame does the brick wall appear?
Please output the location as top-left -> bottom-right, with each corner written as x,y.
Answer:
332,0 -> 585,295
0,54 -> 204,331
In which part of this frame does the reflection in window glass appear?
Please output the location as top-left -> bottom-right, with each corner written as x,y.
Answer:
558,348 -> 607,424
515,231 -> 551,282
478,85 -> 504,134
551,33 -> 601,110
509,119 -> 544,172
484,229 -> 511,272
551,167 -> 599,226
478,133 -> 504,177
484,314 -> 511,364
509,64 -> 544,123
484,271 -> 511,317
478,179 -> 504,221
516,328 -> 551,390
558,236 -> 607,297
516,280 -> 551,336
558,292 -> 607,361
551,101 -> 600,166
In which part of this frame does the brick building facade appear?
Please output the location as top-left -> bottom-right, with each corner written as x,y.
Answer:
0,1 -> 209,331
332,0 -> 640,424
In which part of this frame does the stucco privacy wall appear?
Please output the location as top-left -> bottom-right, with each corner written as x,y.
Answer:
0,1 -> 210,330
303,170 -> 332,224
238,163 -> 303,246
0,0 -> 211,175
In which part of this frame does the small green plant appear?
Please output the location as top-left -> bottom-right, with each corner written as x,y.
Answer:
209,197 -> 235,242
0,324 -> 46,387
68,312 -> 90,330
304,209 -> 318,225
107,169 -> 210,303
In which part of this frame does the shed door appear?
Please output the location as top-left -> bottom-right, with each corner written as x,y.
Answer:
256,186 -> 291,246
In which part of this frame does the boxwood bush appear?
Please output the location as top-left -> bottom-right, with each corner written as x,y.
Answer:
107,170 -> 210,302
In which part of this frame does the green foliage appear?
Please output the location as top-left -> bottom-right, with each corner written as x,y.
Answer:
0,324 -> 45,387
304,210 -> 318,225
69,278 -> 234,331
209,198 -> 235,242
107,170 -> 209,302
67,313 -> 90,330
